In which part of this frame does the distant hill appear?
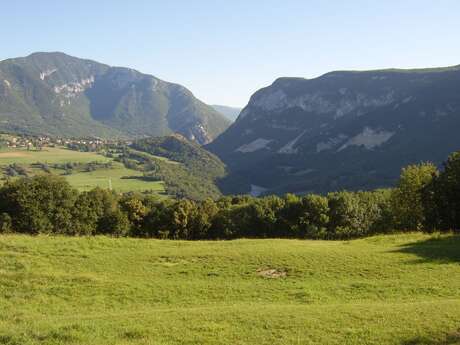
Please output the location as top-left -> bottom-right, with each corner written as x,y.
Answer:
211,105 -> 242,122
0,52 -> 230,144
129,134 -> 227,199
208,65 -> 460,195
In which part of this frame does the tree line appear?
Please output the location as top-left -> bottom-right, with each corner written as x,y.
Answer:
0,151 -> 459,239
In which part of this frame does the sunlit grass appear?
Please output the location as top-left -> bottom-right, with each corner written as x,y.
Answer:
0,233 -> 459,344
0,147 -> 110,165
0,147 -> 166,194
63,162 -> 165,193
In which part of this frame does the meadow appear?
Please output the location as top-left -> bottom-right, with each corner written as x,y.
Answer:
0,233 -> 459,344
0,147 -> 111,165
0,147 -> 165,194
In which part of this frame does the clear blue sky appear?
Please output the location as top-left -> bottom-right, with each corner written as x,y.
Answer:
1,0 -> 459,107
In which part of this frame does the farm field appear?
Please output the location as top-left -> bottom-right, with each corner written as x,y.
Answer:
0,233 -> 459,344
0,147 -> 111,165
0,147 -> 166,194
63,162 -> 165,193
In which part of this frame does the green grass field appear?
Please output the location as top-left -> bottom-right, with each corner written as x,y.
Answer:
63,162 -> 165,193
0,147 -> 110,165
0,147 -> 166,194
0,233 -> 459,344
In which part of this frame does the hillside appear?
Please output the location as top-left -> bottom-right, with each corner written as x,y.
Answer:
211,104 -> 242,121
126,134 -> 227,199
0,233 -> 459,344
208,65 -> 460,195
0,52 -> 230,144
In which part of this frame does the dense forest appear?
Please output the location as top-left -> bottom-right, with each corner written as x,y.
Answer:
0,151 -> 458,239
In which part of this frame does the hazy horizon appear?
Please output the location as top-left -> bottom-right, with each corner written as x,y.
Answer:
2,0 -> 459,107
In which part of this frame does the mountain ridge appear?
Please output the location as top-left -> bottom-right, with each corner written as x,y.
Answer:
0,52 -> 230,144
211,104 -> 242,121
208,63 -> 460,195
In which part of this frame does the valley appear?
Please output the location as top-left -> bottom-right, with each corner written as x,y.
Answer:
1,3 -> 459,345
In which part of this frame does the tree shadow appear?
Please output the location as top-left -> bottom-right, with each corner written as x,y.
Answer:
401,330 -> 460,344
396,234 -> 460,264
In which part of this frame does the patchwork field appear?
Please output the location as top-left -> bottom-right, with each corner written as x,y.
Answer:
0,147 -> 165,194
0,233 -> 459,344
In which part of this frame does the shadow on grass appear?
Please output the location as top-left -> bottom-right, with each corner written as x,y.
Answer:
396,234 -> 460,264
402,330 -> 460,344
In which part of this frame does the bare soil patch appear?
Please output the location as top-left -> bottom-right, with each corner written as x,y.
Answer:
256,268 -> 287,279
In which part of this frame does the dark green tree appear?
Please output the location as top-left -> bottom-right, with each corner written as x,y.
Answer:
390,163 -> 438,230
0,175 -> 77,234
423,152 -> 460,231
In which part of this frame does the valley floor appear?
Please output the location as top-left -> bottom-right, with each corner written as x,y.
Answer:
0,233 -> 459,344
0,146 -> 165,194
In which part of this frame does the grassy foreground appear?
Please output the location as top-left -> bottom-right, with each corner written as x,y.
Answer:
0,233 -> 459,345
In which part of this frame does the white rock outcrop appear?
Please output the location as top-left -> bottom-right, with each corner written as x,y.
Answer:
236,138 -> 273,153
40,69 -> 58,80
54,76 -> 94,98
338,127 -> 394,151
278,130 -> 306,154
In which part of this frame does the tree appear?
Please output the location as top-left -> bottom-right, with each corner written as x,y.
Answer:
71,188 -> 119,235
189,198 -> 219,239
0,213 -> 12,233
423,152 -> 460,231
169,199 -> 200,239
327,190 -> 392,239
298,194 -> 329,239
0,175 -> 78,234
98,209 -> 131,237
390,163 -> 438,230
119,194 -> 148,235
140,199 -> 174,238
276,194 -> 304,237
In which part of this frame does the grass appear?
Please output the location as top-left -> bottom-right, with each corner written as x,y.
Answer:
0,147 -> 110,165
0,147 -> 166,194
62,162 -> 165,193
0,233 -> 459,344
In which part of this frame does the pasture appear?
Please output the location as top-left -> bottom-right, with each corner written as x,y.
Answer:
0,147 -> 165,194
0,147 -> 110,165
0,233 -> 459,344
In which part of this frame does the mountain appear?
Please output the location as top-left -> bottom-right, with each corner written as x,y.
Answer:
0,52 -> 230,144
211,105 -> 242,121
208,65 -> 460,195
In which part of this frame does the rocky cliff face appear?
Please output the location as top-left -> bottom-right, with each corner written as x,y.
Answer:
0,52 -> 230,144
208,66 -> 460,195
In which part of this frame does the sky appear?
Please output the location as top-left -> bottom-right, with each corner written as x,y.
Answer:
1,0 -> 459,107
